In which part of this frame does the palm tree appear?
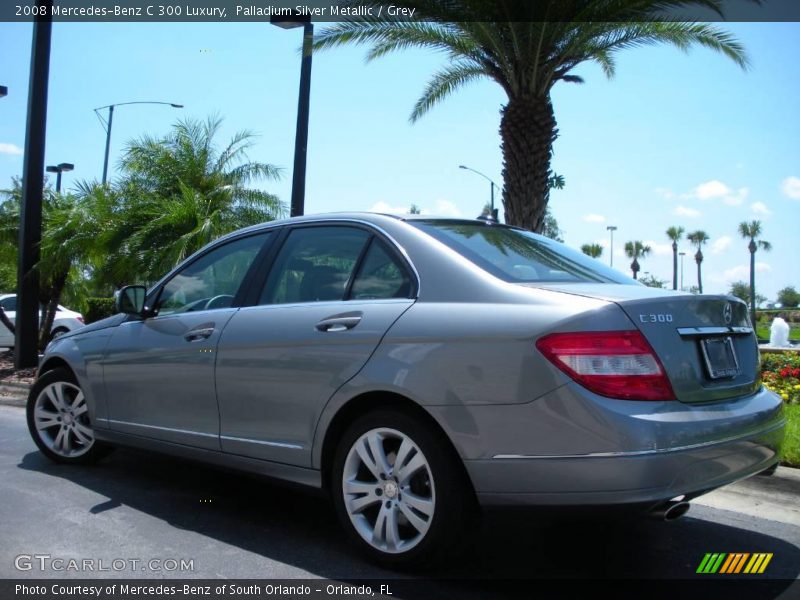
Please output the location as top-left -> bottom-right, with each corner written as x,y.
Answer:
581,243 -> 603,258
738,220 -> 771,326
313,1 -> 749,232
37,189 -> 109,348
666,226 -> 685,291
624,241 -> 651,280
0,179 -> 103,349
686,230 -> 710,294
117,115 -> 285,281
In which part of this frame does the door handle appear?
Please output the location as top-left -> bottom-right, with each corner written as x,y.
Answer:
184,327 -> 214,342
315,315 -> 362,332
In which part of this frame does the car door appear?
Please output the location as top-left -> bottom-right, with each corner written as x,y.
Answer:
101,231 -> 273,450
216,224 -> 416,466
0,296 -> 16,347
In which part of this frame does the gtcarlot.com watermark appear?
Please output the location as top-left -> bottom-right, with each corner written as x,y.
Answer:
14,554 -> 194,573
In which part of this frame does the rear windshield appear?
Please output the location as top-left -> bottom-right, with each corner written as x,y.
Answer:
410,220 -> 636,284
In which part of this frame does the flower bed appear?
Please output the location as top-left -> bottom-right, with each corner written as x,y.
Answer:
761,352 -> 800,404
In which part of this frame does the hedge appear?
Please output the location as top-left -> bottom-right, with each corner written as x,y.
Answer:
84,297 -> 117,324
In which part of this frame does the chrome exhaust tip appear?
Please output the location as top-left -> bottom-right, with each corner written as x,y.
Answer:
650,500 -> 691,521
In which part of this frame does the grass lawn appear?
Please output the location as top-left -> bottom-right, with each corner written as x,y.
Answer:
756,326 -> 800,341
781,403 -> 800,468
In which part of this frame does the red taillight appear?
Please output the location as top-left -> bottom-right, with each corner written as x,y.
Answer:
77,316 -> 84,324
535,331 -> 675,401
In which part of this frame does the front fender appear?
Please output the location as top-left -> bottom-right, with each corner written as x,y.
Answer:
39,325 -> 117,428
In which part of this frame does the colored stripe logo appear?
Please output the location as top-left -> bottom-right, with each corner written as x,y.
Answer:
697,553 -> 773,574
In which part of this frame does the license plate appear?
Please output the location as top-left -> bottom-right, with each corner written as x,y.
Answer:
700,336 -> 739,379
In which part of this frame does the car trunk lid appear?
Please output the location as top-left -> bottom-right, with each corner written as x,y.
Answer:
527,283 -> 760,403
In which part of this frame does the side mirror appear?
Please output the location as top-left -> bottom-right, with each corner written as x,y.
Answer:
116,285 -> 147,316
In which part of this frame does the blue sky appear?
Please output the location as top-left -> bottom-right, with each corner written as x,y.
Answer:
1,21 -> 798,300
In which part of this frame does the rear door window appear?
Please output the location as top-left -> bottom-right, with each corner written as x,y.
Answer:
259,226 -> 371,304
350,240 -> 412,300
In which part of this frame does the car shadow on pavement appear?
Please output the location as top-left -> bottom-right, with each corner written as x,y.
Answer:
18,447 -> 800,588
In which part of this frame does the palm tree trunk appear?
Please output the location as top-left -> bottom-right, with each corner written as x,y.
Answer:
672,242 -> 678,290
38,271 -> 68,351
749,245 -> 756,326
631,258 -> 640,280
695,252 -> 704,294
499,95 -> 557,232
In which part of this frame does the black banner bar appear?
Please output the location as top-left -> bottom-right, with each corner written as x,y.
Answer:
4,0 -> 800,23
2,579 -> 799,600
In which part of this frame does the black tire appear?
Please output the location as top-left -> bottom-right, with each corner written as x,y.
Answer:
331,408 -> 477,569
26,367 -> 112,464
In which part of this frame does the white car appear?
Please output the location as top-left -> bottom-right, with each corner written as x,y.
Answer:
0,293 -> 85,348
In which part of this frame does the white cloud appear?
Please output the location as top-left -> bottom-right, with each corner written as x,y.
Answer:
368,201 -> 412,215
722,187 -> 749,206
643,241 -> 673,257
750,201 -> 772,216
418,199 -> 463,217
654,187 -> 676,200
693,180 -> 731,200
369,199 -> 463,217
673,205 -> 701,218
582,214 -> 606,223
711,236 -> 732,254
722,262 -> 772,283
781,176 -> 800,200
688,180 -> 748,206
0,142 -> 23,156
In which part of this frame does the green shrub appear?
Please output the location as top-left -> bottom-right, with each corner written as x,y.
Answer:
84,297 -> 117,324
780,404 -> 800,468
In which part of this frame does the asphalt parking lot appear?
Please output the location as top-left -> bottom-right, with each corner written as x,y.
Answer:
1,404 -> 798,595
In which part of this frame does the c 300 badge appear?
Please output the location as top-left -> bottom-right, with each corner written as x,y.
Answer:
638,313 -> 674,323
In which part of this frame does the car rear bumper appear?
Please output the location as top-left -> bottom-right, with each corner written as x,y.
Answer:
431,383 -> 787,507
466,417 -> 784,507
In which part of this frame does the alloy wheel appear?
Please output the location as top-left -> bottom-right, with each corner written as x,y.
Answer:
33,381 -> 94,458
341,427 -> 435,554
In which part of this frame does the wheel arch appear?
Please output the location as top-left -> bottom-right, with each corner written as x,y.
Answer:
38,356 -> 75,378
318,390 -> 475,497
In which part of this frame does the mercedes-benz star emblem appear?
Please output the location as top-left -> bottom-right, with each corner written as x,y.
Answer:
723,302 -> 733,325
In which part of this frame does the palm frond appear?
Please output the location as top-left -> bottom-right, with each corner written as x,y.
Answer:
411,61 -> 487,121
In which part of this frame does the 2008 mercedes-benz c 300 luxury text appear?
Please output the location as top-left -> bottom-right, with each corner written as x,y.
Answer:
27,214 -> 785,567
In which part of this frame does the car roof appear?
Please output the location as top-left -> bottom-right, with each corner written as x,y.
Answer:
217,212 -> 511,241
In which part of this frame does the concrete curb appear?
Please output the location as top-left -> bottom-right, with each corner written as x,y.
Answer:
0,381 -> 31,391
0,394 -> 25,407
694,466 -> 800,526
0,382 -> 30,405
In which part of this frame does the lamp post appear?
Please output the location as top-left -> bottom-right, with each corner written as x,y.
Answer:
606,226 -> 618,268
46,162 -> 74,193
271,16 -> 314,218
95,101 -> 183,185
679,251 -> 686,291
459,164 -> 500,221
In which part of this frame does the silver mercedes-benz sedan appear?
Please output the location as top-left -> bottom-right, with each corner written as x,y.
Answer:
27,213 -> 785,567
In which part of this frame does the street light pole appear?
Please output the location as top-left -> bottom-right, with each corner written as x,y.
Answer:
459,164 -> 500,220
271,17 -> 314,218
101,105 -> 114,184
16,0 -> 53,369
95,101 -> 183,185
606,226 -> 618,268
46,163 -> 74,194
